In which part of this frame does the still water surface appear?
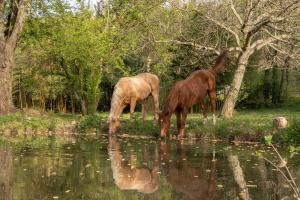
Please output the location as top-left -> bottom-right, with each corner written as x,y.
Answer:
0,136 -> 299,200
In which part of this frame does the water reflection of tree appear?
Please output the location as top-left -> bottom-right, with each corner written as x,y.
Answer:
228,155 -> 251,200
0,148 -> 12,200
160,141 -> 217,200
108,136 -> 160,194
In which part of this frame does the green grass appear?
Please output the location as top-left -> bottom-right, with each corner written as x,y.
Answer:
1,108 -> 299,145
0,111 -> 80,134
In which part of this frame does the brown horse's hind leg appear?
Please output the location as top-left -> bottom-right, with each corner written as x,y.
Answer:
200,101 -> 208,124
130,98 -> 137,119
208,90 -> 217,125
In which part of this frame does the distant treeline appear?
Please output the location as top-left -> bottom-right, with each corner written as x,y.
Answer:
11,0 -> 300,115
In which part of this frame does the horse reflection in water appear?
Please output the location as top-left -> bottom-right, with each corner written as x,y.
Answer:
108,136 -> 160,194
160,141 -> 217,200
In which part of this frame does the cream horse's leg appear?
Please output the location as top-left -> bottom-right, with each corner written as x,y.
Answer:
130,98 -> 137,120
151,91 -> 159,121
141,100 -> 147,121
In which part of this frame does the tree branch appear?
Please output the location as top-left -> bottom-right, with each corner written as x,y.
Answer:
7,0 -> 30,50
250,34 -> 291,50
229,0 -> 243,25
155,39 -> 220,54
206,15 -> 241,48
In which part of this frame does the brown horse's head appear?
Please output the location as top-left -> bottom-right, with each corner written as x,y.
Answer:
213,50 -> 231,73
108,116 -> 121,134
159,112 -> 171,138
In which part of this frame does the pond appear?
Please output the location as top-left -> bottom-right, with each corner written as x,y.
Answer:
0,136 -> 299,200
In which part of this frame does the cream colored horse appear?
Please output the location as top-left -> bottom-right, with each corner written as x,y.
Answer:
108,73 -> 159,134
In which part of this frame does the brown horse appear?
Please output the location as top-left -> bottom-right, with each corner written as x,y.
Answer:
108,73 -> 160,134
159,51 -> 230,138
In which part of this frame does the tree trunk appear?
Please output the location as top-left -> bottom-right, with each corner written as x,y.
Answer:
221,52 -> 249,118
0,0 -> 29,114
263,69 -> 271,106
0,56 -> 15,114
81,99 -> 87,115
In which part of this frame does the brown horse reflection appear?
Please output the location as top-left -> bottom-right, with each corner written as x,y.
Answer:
108,136 -> 159,194
160,142 -> 216,200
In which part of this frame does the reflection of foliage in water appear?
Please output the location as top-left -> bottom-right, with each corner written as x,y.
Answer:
0,138 -> 298,200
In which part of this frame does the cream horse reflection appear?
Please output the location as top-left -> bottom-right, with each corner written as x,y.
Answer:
108,136 -> 159,194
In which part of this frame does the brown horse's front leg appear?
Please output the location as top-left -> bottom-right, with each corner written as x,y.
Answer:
176,109 -> 188,139
175,111 -> 183,138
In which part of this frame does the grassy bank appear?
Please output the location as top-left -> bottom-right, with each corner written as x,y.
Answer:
0,108 -> 299,145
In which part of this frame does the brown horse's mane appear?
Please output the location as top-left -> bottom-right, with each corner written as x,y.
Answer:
209,51 -> 230,74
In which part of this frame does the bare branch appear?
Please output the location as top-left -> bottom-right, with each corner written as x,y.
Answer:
155,39 -> 220,54
246,1 -> 300,35
229,0 -> 243,25
268,43 -> 296,59
206,15 -> 241,48
250,34 -> 291,50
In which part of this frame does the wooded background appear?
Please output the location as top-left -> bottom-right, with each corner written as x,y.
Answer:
1,0 -> 300,116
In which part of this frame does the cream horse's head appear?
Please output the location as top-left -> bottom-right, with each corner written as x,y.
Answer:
108,115 -> 121,134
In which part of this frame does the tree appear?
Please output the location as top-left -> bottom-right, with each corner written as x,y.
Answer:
205,0 -> 300,117
155,0 -> 300,117
0,0 -> 30,114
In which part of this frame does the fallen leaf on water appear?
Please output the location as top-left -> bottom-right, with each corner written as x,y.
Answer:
246,185 -> 257,188
85,164 -> 91,168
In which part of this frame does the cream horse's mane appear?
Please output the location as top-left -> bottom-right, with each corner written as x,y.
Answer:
108,86 -> 124,120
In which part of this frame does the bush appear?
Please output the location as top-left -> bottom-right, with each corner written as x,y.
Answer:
76,114 -> 103,133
